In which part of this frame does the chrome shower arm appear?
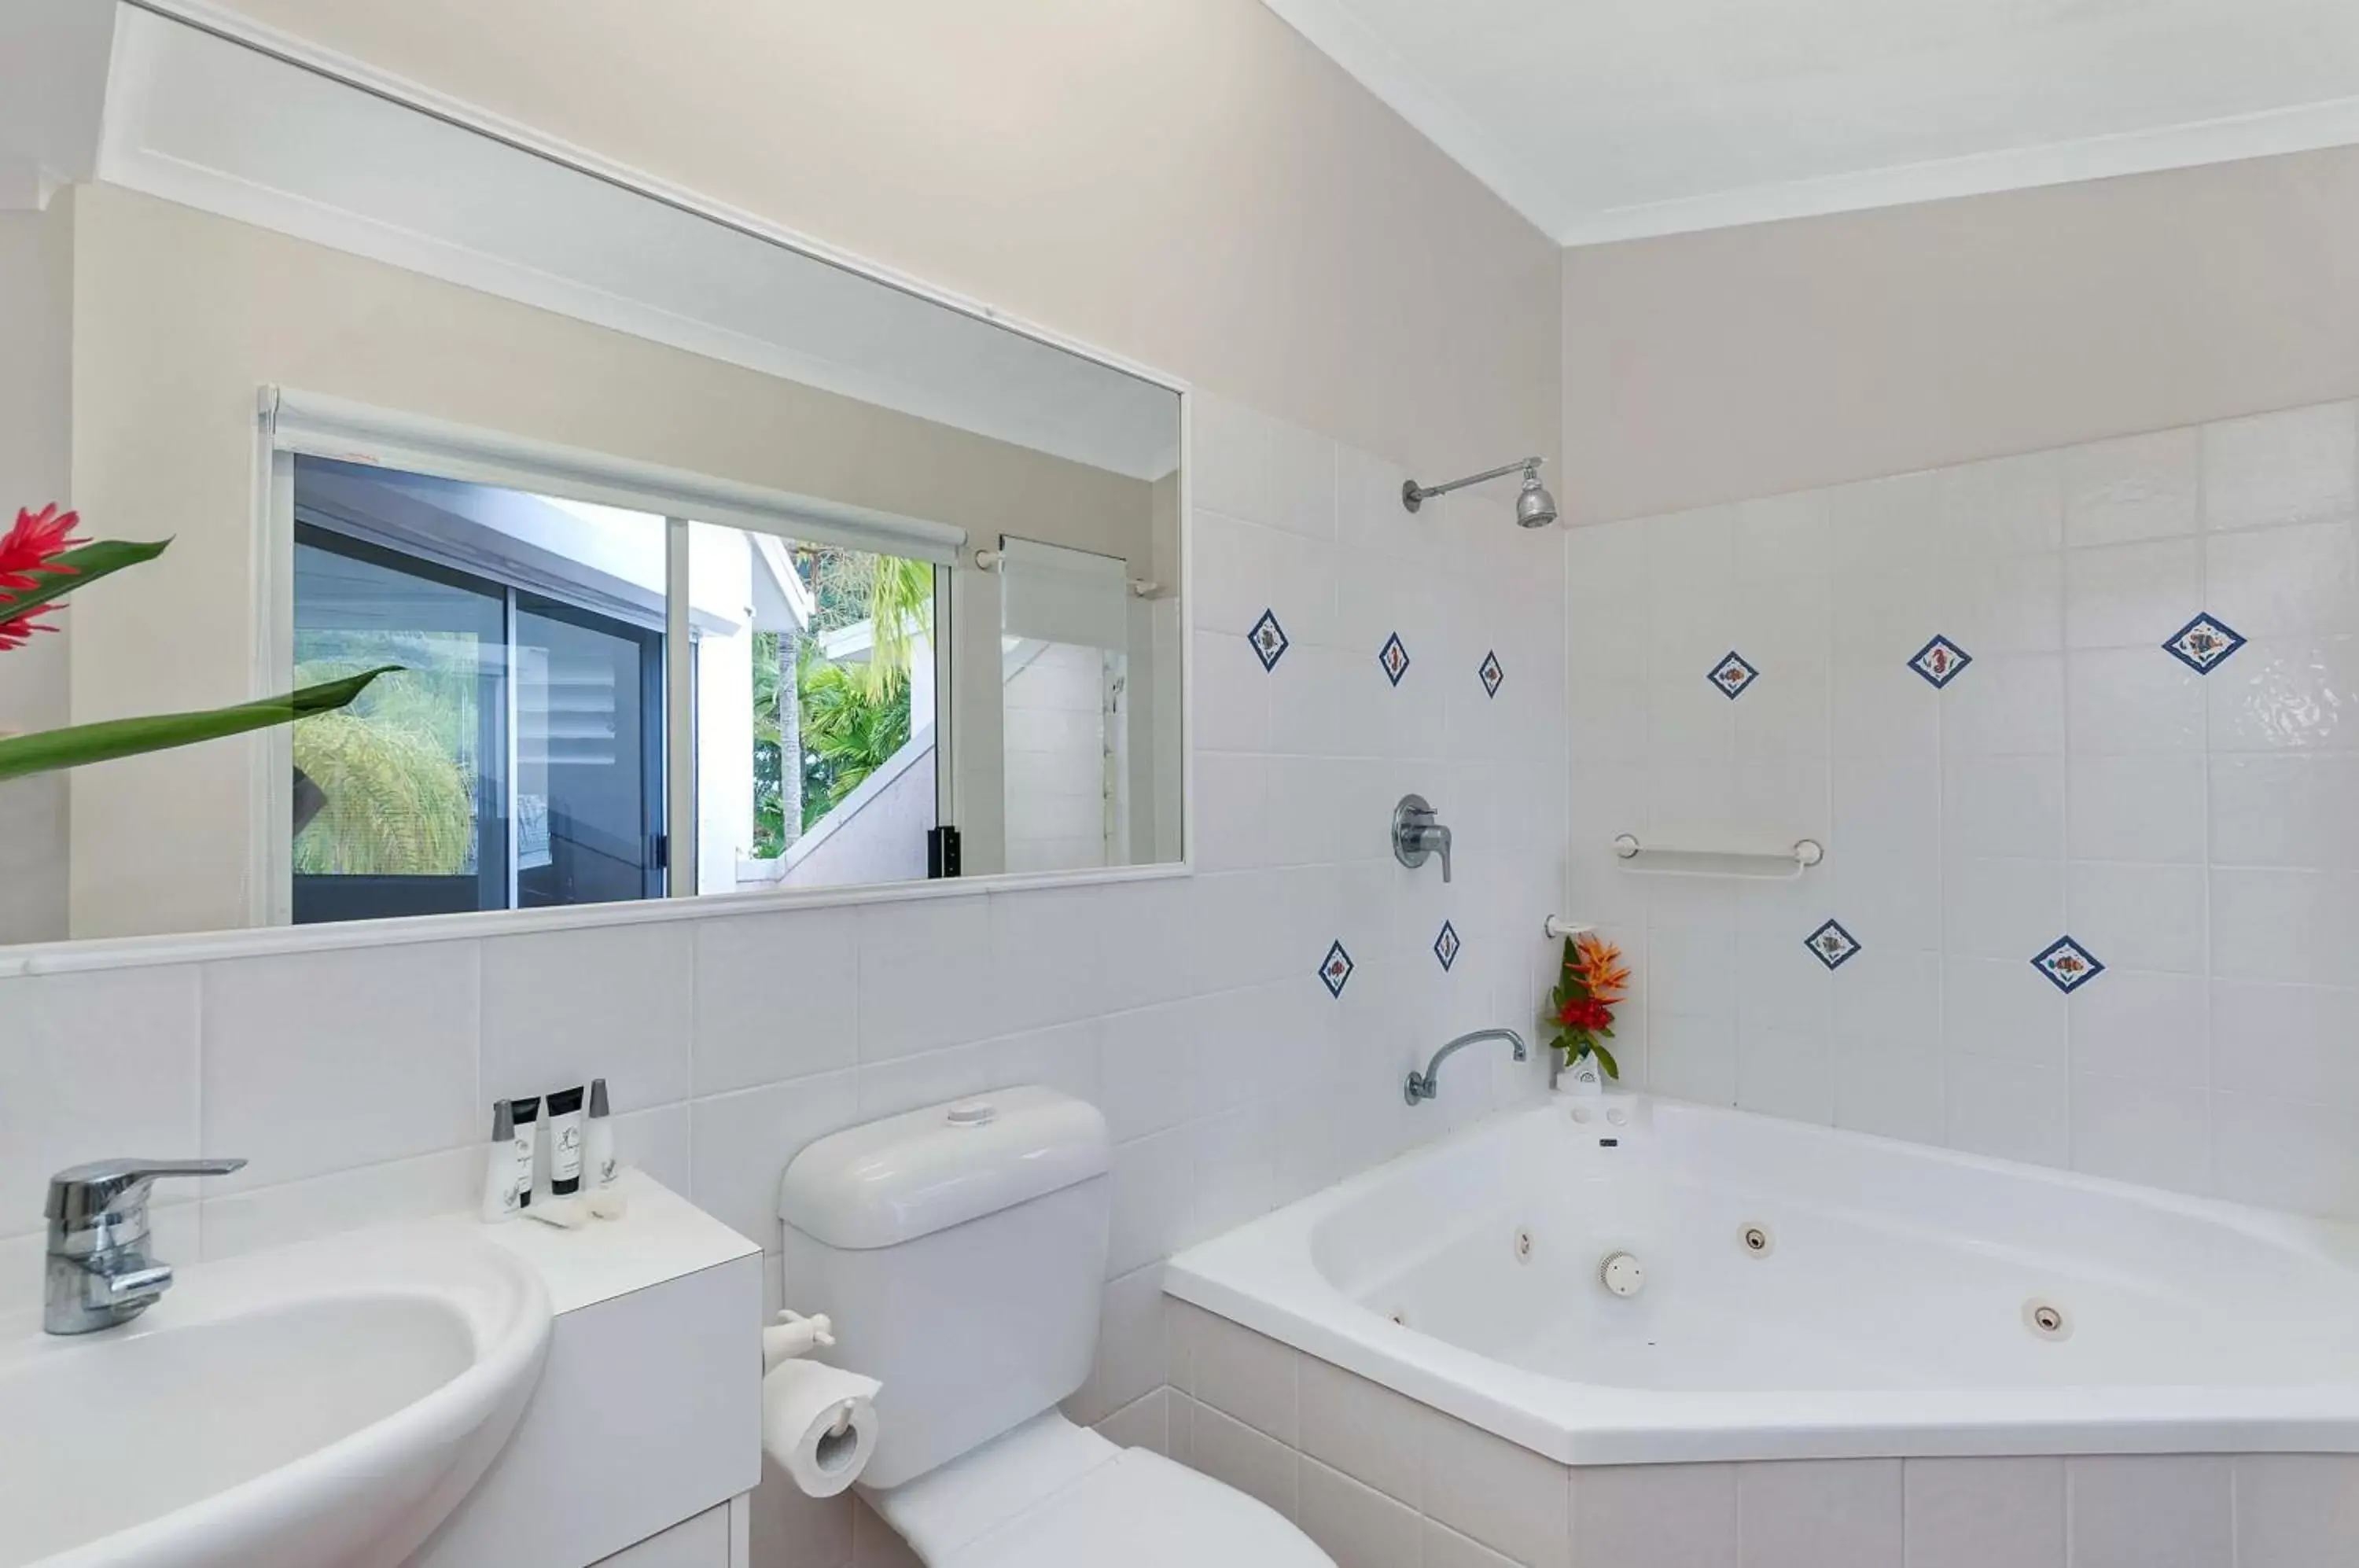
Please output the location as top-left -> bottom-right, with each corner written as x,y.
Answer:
1402,456 -> 1543,510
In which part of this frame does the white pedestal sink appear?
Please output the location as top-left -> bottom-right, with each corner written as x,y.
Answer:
0,1226 -> 550,1568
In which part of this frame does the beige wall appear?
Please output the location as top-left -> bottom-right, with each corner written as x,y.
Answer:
201,0 -> 1562,484
66,182 -> 1159,938
0,197 -> 72,943
1563,144 -> 2359,523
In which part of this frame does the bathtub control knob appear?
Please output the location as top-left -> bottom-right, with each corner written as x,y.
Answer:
1599,1250 -> 1645,1297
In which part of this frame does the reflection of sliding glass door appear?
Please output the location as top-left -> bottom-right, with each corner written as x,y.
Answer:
513,594 -> 664,907
291,524 -> 666,922
292,526 -> 507,922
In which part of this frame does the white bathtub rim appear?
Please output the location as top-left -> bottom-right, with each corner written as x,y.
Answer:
1163,1096 -> 2359,1467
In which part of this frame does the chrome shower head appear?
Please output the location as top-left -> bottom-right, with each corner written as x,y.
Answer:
1401,455 -> 1562,529
1514,464 -> 1559,528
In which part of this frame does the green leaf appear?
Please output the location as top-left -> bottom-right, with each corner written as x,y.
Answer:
0,538 -> 172,625
0,665 -> 400,781
1591,1042 -> 1620,1080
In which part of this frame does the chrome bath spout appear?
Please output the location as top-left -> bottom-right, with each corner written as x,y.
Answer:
1404,1029 -> 1527,1106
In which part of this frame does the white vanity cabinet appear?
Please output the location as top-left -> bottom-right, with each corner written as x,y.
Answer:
405,1173 -> 764,1568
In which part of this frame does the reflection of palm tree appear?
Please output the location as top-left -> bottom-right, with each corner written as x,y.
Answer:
796,638 -> 910,830
292,708 -> 473,873
861,555 -> 932,699
291,662 -> 475,874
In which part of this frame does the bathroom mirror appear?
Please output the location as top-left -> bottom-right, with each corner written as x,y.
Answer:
0,6 -> 1185,948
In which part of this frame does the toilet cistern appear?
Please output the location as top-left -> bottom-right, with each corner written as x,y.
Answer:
1392,793 -> 1452,882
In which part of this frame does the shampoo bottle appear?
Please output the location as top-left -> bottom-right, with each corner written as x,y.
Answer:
479,1099 -> 524,1223
547,1084 -> 587,1196
585,1077 -> 616,1189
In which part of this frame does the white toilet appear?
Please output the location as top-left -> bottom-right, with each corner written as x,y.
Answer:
778,1086 -> 1333,1568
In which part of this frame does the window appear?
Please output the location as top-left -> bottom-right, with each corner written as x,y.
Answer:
285,453 -> 948,926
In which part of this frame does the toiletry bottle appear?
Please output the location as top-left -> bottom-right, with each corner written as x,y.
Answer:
480,1099 -> 524,1223
585,1077 -> 616,1189
510,1095 -> 541,1209
547,1084 -> 587,1197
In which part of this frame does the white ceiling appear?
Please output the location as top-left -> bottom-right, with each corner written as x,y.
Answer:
1264,0 -> 2359,244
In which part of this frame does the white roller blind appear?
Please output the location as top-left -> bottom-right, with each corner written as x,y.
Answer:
998,536 -> 1129,650
263,385 -> 969,565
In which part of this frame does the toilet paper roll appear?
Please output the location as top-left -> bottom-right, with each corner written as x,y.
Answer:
762,1359 -> 882,1498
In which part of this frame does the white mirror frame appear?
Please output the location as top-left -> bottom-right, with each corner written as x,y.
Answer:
1,0 -> 1193,979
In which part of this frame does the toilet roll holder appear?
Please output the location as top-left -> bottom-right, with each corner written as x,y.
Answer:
767,1309 -> 858,1438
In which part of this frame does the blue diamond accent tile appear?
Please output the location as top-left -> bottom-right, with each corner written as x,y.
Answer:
1908,635 -> 1974,688
1319,940 -> 1355,999
2162,613 -> 2247,674
1805,919 -> 1861,971
1379,632 -> 1411,686
1248,609 -> 1290,672
1478,650 -> 1504,699
1708,651 -> 1759,700
1433,921 -> 1461,972
2031,936 -> 2107,995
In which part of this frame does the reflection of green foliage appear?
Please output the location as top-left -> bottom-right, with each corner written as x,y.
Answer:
797,637 -> 909,831
752,630 -> 787,858
292,706 -> 473,874
292,644 -> 477,875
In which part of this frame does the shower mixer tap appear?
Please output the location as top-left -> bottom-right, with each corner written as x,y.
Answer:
1392,794 -> 1452,882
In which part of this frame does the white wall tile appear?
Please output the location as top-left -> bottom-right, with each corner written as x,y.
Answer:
1187,1400 -> 1299,1520
1945,1053 -> 2068,1166
480,921 -> 694,1110
1299,1459 -> 1421,1568
2209,981 -> 2359,1104
2066,1455 -> 2232,1568
693,910 -> 861,1096
2065,538 -> 2200,650
2068,647 -> 2207,754
2201,403 -> 2358,532
2066,862 -> 2206,974
1299,1356 -> 1430,1509
2211,754 -> 2359,870
1943,756 -> 2064,861
2210,869 -> 2359,985
2069,754 -> 2206,864
198,1145 -> 478,1261
1420,1412 -> 1570,1568
2213,1091 -> 2359,1216
2069,1073 -> 2209,1191
2233,1455 -> 2359,1568
201,943 -> 480,1190
2206,521 -> 2359,638
2064,428 -> 2199,547
2068,969 -> 2207,1084
0,965 -> 199,1227
1420,1521 -> 1519,1568
1735,1459 -> 1902,1568
852,896 -> 997,1061
1902,1457 -> 2063,1568
2206,634 -> 2359,753
1574,1463 -> 1737,1568
688,1069 -> 860,1250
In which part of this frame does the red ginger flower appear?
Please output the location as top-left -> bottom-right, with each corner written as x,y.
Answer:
0,505 -> 85,651
1558,996 -> 1616,1033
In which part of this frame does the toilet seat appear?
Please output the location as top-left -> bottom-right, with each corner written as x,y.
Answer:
866,1412 -> 1333,1568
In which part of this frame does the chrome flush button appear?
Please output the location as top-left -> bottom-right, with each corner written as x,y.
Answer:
946,1101 -> 995,1127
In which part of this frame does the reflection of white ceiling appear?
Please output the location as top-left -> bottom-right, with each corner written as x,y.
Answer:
1264,0 -> 2359,244
98,7 -> 1180,480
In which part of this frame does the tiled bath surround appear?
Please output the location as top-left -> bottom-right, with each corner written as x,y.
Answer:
1156,1302 -> 2359,1568
0,393 -> 1569,1568
1568,397 -> 2359,1219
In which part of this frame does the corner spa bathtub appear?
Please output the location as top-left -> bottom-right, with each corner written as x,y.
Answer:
1163,1095 -> 2359,1466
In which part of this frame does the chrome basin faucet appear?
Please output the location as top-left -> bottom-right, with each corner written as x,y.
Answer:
1404,1029 -> 1527,1105
44,1158 -> 245,1334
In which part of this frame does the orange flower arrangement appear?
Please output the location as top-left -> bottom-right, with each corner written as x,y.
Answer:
1544,932 -> 1628,1079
